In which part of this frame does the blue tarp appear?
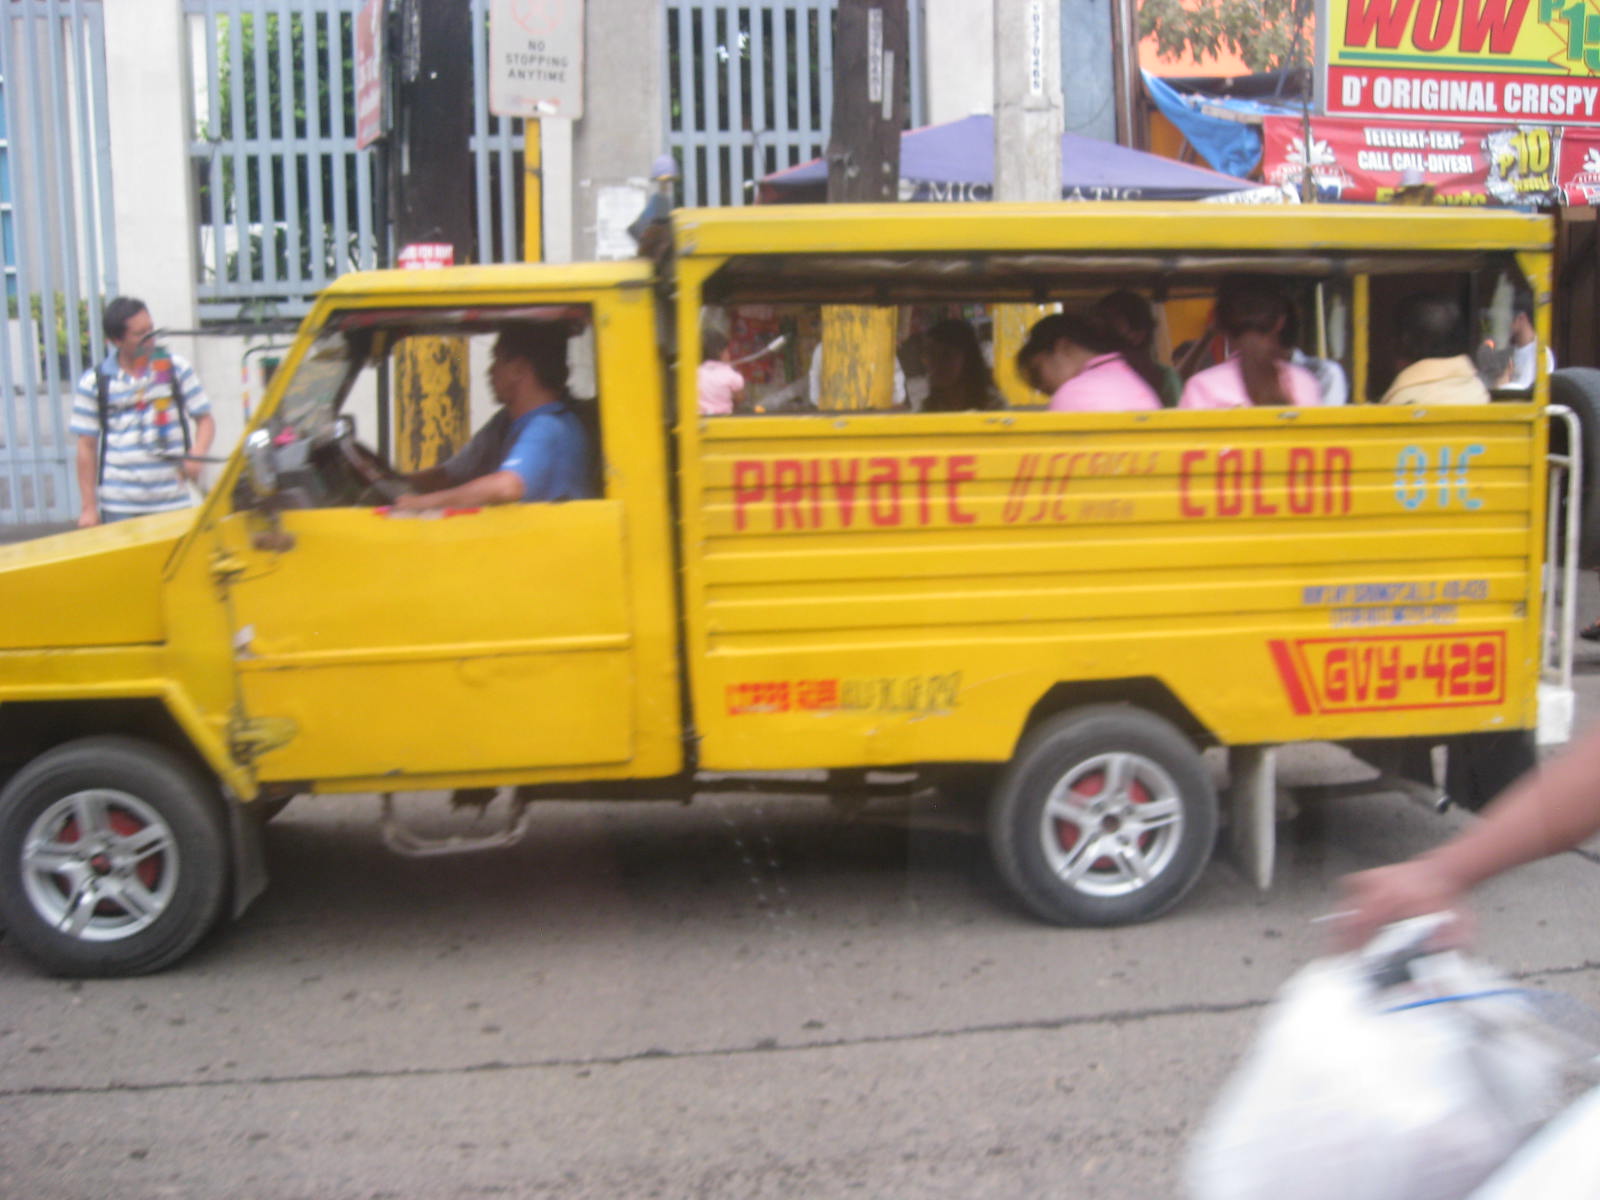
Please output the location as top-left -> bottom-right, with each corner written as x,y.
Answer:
758,113 -> 1262,203
1141,71 -> 1272,179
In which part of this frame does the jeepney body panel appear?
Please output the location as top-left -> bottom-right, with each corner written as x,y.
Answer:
670,203 -> 1555,770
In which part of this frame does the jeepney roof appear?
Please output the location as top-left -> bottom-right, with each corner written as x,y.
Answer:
672,202 -> 1550,305
670,202 -> 1551,257
315,259 -> 656,301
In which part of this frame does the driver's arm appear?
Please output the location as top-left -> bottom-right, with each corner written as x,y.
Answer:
404,464 -> 452,493
393,469 -> 524,511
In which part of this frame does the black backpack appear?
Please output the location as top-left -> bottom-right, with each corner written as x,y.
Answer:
94,356 -> 190,485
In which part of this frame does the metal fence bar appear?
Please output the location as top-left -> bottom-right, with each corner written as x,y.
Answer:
302,4 -> 327,294
226,0 -> 248,295
43,4 -> 84,520
251,1 -> 277,292
274,0 -> 301,293
202,7 -> 225,296
0,13 -> 25,521
325,5 -> 350,283
86,3 -> 114,295
69,0 -> 108,367
20,12 -> 64,523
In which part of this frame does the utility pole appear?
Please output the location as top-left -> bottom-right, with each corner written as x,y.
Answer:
389,0 -> 474,472
992,0 -> 1063,402
817,0 -> 908,411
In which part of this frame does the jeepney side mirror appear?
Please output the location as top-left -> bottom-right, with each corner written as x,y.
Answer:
243,428 -> 279,502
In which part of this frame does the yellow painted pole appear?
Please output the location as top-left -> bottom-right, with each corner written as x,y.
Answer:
393,337 -> 470,472
1351,274 -> 1369,405
818,306 -> 898,410
524,120 -> 542,262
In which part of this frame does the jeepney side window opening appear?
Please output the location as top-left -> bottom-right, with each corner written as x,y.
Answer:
254,305 -> 602,508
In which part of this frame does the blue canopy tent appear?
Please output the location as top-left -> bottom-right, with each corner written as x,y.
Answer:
756,113 -> 1268,203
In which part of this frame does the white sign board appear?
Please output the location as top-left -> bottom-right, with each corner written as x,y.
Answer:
490,0 -> 584,120
355,0 -> 386,150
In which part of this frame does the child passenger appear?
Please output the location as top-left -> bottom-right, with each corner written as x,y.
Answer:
1016,312 -> 1161,412
1180,277 -> 1319,409
697,329 -> 746,416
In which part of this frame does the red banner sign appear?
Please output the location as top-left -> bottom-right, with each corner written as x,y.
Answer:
1262,114 -> 1600,205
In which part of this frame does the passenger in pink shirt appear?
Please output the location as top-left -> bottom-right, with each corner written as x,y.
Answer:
1180,277 -> 1319,410
697,329 -> 746,416
1015,312 -> 1161,413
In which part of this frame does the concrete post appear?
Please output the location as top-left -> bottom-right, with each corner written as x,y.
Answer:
571,0 -> 661,262
102,0 -> 199,332
993,0 -> 1063,404
994,0 -> 1063,203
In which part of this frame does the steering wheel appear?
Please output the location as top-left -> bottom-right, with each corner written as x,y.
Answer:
331,420 -> 413,505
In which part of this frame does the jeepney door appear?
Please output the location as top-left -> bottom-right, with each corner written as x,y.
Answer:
207,303 -> 645,789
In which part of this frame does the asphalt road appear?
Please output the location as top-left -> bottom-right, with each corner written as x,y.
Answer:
4,654 -> 1600,1197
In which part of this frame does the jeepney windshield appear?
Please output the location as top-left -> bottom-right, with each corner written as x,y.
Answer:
272,328 -> 360,440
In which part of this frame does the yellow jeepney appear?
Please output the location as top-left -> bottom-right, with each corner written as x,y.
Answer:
0,203 -> 1579,975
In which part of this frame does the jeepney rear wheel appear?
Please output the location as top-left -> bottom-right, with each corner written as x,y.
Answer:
988,706 -> 1217,926
0,737 -> 229,977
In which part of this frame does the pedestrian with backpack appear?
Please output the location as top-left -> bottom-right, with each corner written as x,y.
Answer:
71,296 -> 215,527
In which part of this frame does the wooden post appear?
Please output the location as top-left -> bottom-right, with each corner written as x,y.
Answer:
390,0 -> 473,471
817,1 -> 907,412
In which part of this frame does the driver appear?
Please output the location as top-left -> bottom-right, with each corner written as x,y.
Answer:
394,324 -> 595,510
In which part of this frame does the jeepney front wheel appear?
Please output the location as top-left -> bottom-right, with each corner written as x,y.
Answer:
0,737 -> 229,977
989,706 -> 1217,926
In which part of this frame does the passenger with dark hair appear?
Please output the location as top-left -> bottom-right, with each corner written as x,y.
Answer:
1016,311 -> 1161,412
1179,277 -> 1319,409
1094,290 -> 1180,407
922,318 -> 1001,412
1379,293 -> 1490,406
1504,286 -> 1554,391
396,323 -> 594,509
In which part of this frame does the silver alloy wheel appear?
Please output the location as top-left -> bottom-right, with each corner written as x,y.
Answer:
20,789 -> 179,942
1038,751 -> 1184,899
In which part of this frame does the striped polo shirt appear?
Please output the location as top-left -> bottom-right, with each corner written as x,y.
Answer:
71,351 -> 211,516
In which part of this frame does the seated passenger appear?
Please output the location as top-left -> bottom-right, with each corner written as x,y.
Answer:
922,318 -> 1003,411
1016,312 -> 1161,413
396,325 -> 596,510
1095,290 -> 1181,407
1504,287 -> 1555,392
697,329 -> 746,416
1180,278 -> 1319,409
1278,304 -> 1348,406
1379,293 -> 1490,406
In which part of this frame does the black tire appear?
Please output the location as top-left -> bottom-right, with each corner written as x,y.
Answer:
1547,368 -> 1600,568
988,705 -> 1218,926
0,736 -> 229,977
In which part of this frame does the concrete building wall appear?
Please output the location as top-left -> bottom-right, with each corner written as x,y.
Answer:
925,0 -> 995,124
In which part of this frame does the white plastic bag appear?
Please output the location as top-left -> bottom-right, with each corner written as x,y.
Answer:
1467,1083 -> 1600,1198
1186,947 -> 1564,1200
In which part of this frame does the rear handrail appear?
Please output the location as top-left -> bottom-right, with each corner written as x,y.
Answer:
1544,404 -> 1582,692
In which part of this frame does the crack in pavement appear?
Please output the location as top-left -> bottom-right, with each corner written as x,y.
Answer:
9,961 -> 1600,1100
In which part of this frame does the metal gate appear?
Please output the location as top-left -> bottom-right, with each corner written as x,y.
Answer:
665,1 -> 924,208
0,0 -> 117,526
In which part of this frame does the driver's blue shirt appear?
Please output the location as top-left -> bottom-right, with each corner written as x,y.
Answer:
440,400 -> 594,502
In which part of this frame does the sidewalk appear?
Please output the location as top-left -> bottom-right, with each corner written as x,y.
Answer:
0,522 -> 73,544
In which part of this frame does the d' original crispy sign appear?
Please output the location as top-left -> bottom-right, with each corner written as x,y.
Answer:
1319,0 -> 1600,124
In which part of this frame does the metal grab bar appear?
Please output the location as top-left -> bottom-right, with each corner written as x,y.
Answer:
1542,405 -> 1582,743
